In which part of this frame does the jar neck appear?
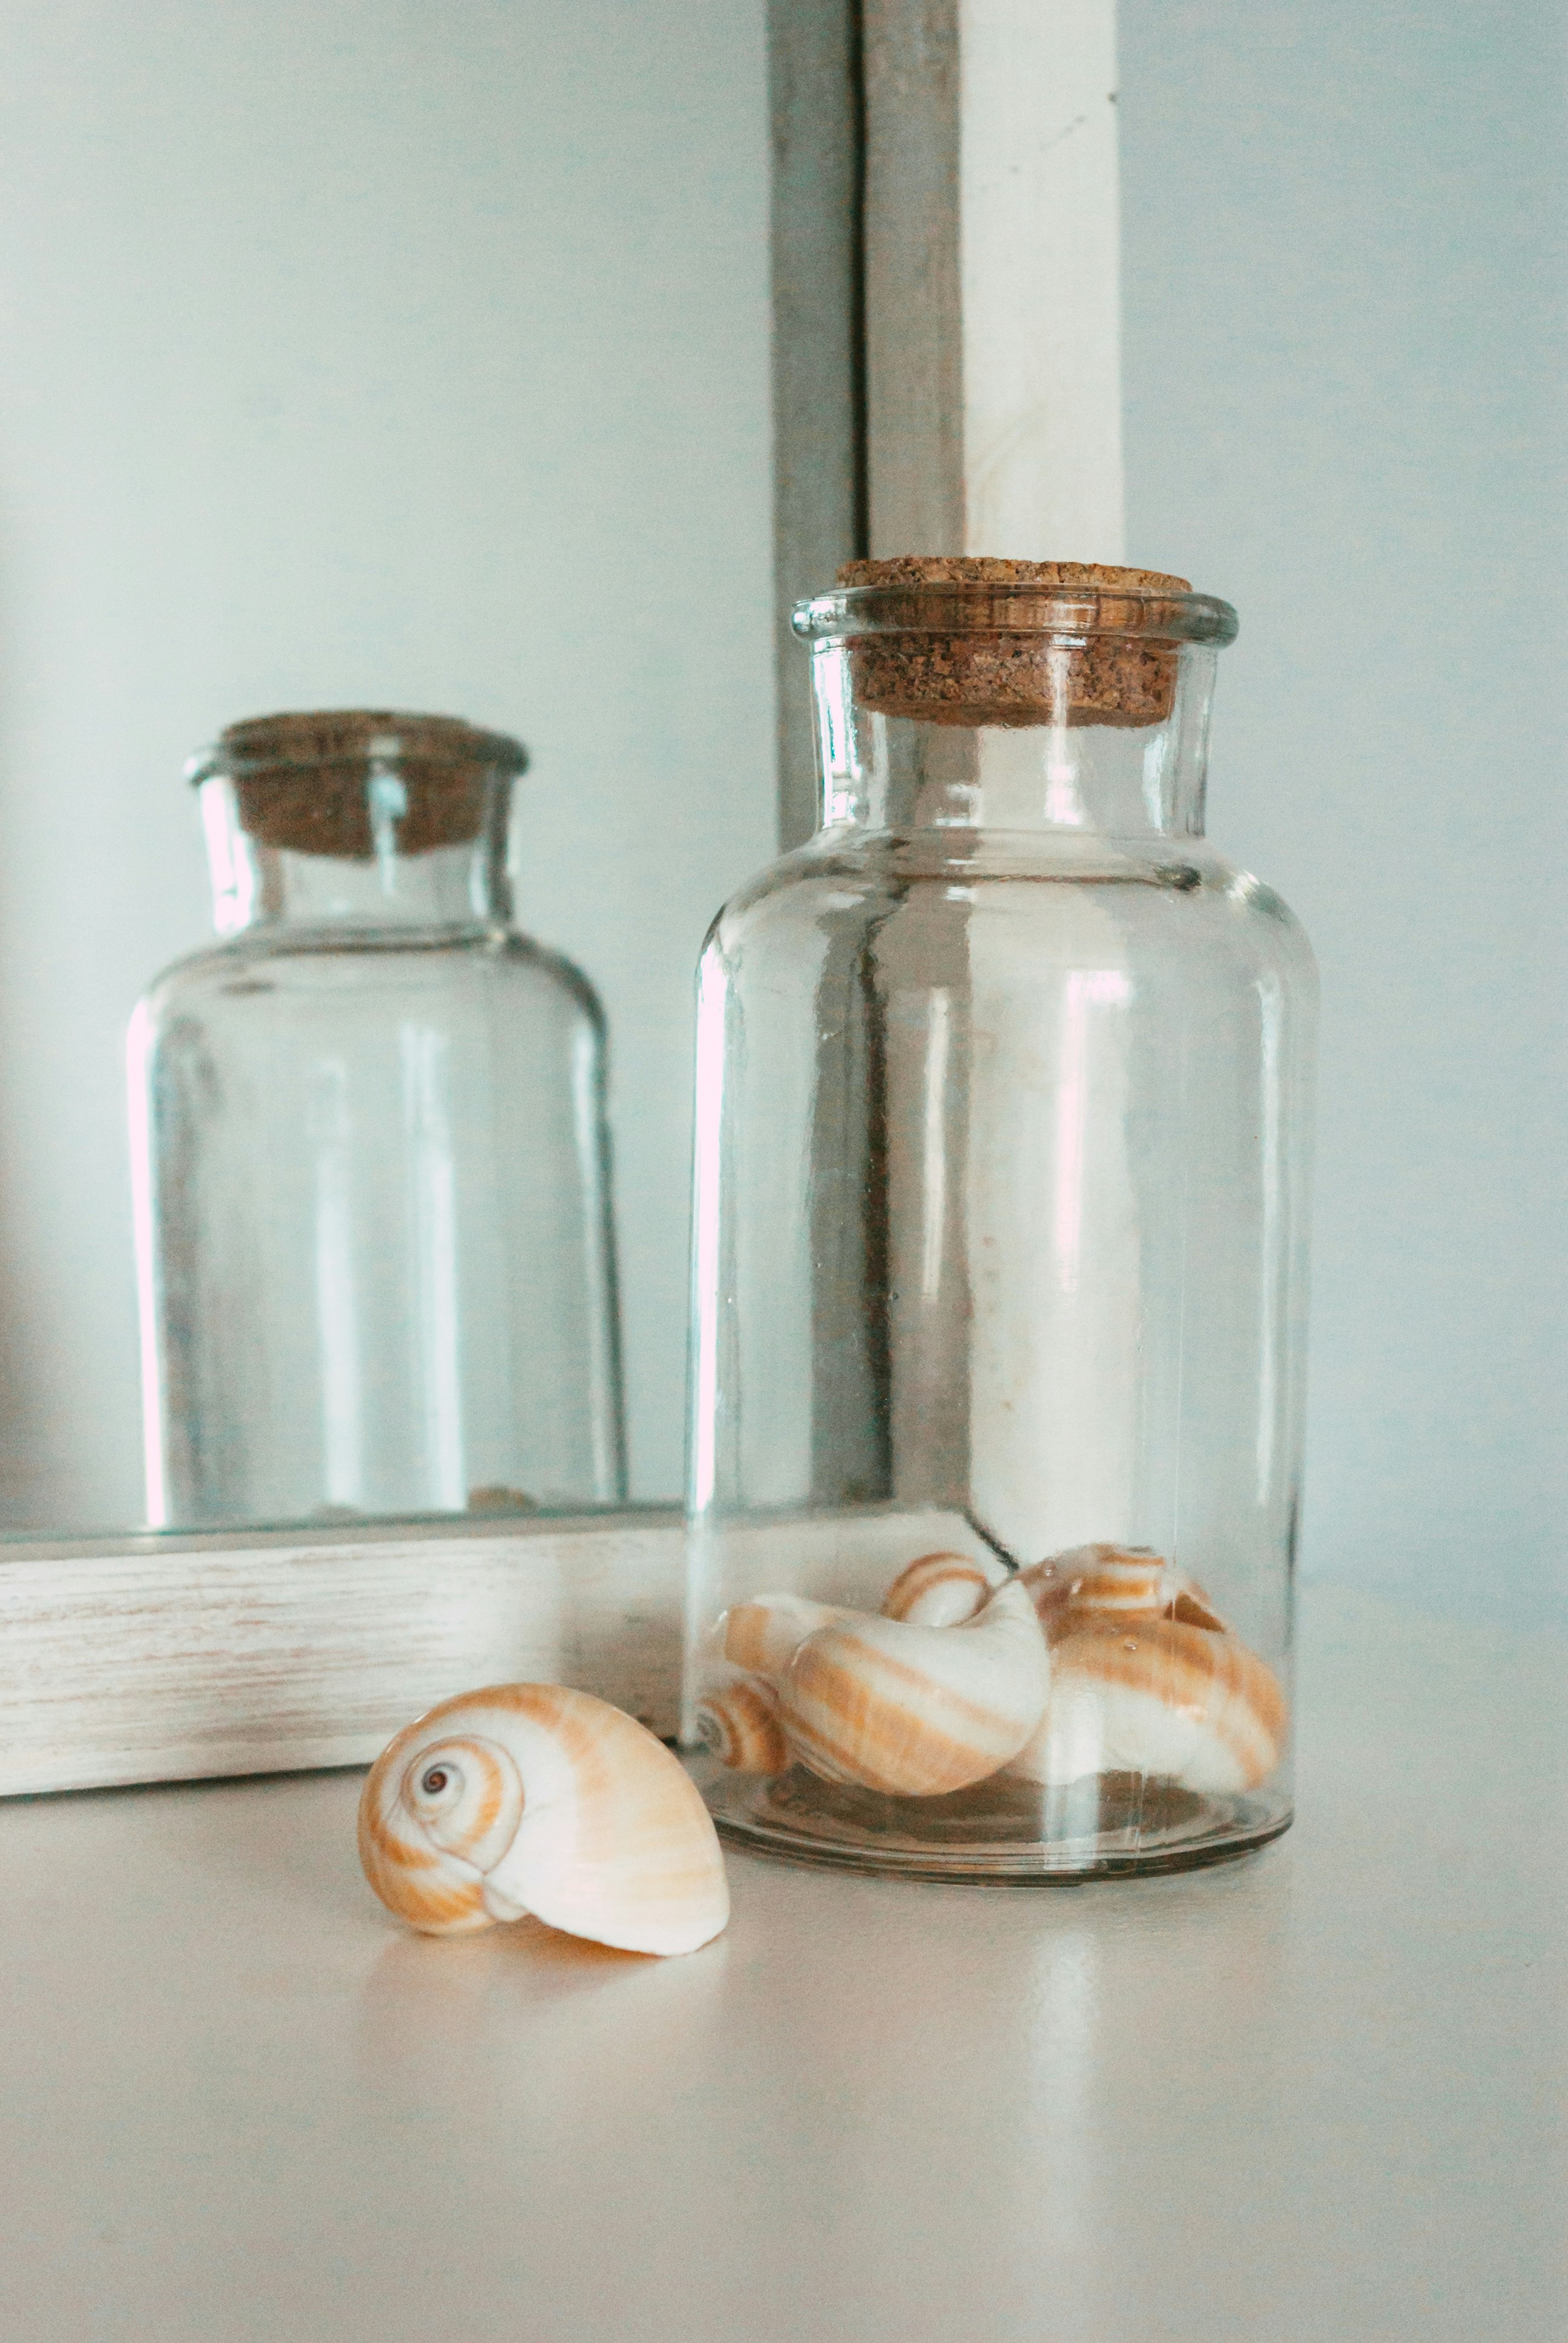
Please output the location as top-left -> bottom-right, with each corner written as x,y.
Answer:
198,773 -> 514,939
809,640 -> 1218,839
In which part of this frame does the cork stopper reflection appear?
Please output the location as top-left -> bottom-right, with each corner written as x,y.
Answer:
834,558 -> 1195,729
202,710 -> 526,860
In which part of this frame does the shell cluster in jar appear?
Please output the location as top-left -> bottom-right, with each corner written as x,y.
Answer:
700,1544 -> 1285,1804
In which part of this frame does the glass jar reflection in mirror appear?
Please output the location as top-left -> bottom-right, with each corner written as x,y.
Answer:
129,710 -> 626,1530
685,560 -> 1316,1878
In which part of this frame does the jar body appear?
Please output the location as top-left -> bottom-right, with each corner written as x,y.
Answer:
685,584 -> 1315,1876
129,715 -> 625,1528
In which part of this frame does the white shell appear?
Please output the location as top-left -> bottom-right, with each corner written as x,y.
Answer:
779,1579 -> 1051,1797
1005,1619 -> 1285,1793
881,1550 -> 1006,1626
358,1683 -> 730,1956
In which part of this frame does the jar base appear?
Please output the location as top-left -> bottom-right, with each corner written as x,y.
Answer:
702,1761 -> 1292,1882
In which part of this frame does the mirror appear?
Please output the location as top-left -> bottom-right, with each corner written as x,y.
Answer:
0,0 -> 780,1534
0,0 -> 1540,1602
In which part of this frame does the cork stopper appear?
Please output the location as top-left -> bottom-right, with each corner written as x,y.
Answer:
192,710 -> 527,860
828,558 -> 1203,729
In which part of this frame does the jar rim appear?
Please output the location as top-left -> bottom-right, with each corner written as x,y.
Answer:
792,581 -> 1238,648
186,708 -> 529,787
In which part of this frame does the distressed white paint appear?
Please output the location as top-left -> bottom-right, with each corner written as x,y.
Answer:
863,2 -> 1134,1561
0,1512 -> 682,1797
967,906 -> 1140,1560
864,0 -> 1124,558
960,0 -> 1125,559
955,8 -> 1132,1564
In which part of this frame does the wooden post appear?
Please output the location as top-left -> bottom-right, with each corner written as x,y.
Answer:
863,0 -> 1124,560
854,3 -> 1132,1561
768,0 -> 867,849
773,1 -> 1125,840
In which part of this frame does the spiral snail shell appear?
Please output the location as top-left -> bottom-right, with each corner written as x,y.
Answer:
880,1550 -> 1008,1627
1016,1544 -> 1232,1640
1004,1617 -> 1285,1793
779,1578 -> 1051,1797
696,1676 -> 790,1774
358,1684 -> 730,1957
1018,1543 -> 1168,1630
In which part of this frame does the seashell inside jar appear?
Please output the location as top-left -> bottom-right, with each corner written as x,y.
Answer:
684,557 -> 1313,1878
690,1539 -> 1292,1879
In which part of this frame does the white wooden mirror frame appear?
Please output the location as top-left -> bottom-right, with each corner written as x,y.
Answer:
0,0 -> 1123,1798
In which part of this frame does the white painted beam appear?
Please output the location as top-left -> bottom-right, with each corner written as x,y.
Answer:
0,1512 -> 685,1796
864,0 -> 1124,559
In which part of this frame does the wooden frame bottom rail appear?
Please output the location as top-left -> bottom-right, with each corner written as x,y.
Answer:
0,1511 -> 685,1798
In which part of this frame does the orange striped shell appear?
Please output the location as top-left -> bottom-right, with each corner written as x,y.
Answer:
1019,1544 -> 1233,1639
1006,1618 -> 1285,1793
1165,1575 -> 1230,1634
696,1677 -> 790,1774
358,1683 -> 729,1956
723,1593 -> 842,1680
1019,1544 -> 1167,1630
779,1579 -> 1051,1797
881,1551 -> 1005,1626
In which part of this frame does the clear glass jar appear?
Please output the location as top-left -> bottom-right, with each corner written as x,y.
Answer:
685,560 -> 1316,1878
129,710 -> 626,1529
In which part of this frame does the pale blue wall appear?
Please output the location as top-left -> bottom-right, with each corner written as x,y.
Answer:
0,0 -> 774,1525
1120,1 -> 1566,1620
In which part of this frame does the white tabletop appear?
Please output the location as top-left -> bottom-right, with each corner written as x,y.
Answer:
2,1584 -> 1561,2342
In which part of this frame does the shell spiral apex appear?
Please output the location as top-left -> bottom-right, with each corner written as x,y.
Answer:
1018,1544 -> 1232,1639
697,1677 -> 789,1774
881,1550 -> 1005,1627
358,1683 -> 729,1957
